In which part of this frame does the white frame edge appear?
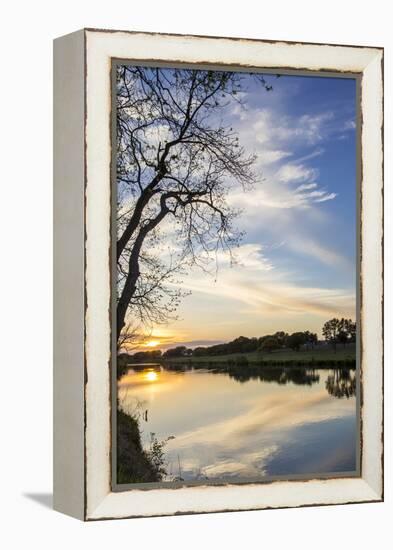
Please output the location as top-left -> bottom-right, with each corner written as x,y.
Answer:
53,29 -> 86,521
80,30 -> 383,520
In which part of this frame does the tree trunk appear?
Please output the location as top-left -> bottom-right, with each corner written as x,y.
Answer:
117,189 -> 153,261
116,203 -> 169,341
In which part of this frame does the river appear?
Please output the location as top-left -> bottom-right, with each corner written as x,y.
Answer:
118,364 -> 357,482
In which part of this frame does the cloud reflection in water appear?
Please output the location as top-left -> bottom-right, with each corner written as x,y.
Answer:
118,367 -> 356,480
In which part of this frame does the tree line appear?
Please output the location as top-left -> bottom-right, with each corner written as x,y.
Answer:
122,318 -> 356,362
163,317 -> 355,358
164,330 -> 317,358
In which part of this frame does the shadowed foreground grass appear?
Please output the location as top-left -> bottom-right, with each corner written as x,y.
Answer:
117,410 -> 160,484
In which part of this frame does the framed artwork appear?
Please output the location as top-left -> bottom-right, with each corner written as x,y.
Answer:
53,29 -> 384,520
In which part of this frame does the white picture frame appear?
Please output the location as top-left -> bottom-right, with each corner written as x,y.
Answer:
53,28 -> 383,521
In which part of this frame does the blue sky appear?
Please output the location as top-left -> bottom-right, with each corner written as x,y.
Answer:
235,74 -> 357,289
142,72 -> 357,347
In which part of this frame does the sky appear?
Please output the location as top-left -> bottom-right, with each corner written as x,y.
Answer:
134,72 -> 357,350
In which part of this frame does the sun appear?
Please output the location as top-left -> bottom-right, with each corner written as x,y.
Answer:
145,340 -> 160,348
145,371 -> 158,382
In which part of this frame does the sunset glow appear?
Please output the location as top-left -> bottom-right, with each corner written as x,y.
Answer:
116,67 -> 358,486
145,340 -> 160,348
144,371 -> 158,382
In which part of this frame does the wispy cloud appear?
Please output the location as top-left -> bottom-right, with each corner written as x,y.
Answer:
296,183 -> 318,192
141,76 -> 356,343
229,182 -> 335,211
227,104 -> 338,211
276,163 -> 318,184
250,109 -> 334,148
257,149 -> 293,164
343,119 -> 356,131
295,147 -> 325,163
286,234 -> 350,267
179,249 -> 355,323
223,243 -> 274,272
315,192 -> 337,203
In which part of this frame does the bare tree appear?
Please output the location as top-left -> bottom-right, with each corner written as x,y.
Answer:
117,321 -> 150,354
116,66 -> 272,341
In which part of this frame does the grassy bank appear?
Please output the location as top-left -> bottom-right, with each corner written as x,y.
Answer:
117,409 -> 161,484
162,346 -> 356,368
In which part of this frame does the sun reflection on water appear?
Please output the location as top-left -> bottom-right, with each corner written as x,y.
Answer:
145,371 -> 158,382
118,367 -> 357,481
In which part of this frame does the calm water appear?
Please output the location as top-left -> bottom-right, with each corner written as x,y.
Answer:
118,364 -> 357,481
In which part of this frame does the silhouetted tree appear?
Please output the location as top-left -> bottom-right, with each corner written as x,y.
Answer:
303,330 -> 318,350
322,318 -> 341,352
287,332 -> 307,351
116,66 -> 273,341
260,336 -> 280,353
193,346 -> 207,357
323,318 -> 356,351
273,331 -> 289,348
347,319 -> 357,343
131,349 -> 162,362
337,318 -> 356,347
163,346 -> 189,358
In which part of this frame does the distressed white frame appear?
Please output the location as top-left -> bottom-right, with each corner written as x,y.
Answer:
54,29 -> 383,521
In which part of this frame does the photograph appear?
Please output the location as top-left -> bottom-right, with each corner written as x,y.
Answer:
114,64 -> 359,486
1,0 -> 387,539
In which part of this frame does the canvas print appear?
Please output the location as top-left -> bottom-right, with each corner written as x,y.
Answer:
114,64 -> 358,486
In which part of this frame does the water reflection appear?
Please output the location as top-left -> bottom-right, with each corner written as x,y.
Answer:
220,366 -> 320,385
325,369 -> 356,398
163,362 -> 321,384
118,364 -> 357,481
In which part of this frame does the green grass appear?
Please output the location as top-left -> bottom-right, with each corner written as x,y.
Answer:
163,346 -> 356,367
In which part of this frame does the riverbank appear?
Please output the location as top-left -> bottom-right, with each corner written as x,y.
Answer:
161,347 -> 356,368
117,409 -> 160,484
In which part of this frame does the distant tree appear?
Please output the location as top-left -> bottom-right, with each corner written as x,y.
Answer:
258,334 -> 272,348
322,318 -> 341,352
243,337 -> 259,353
163,346 -> 188,358
348,319 -> 356,343
130,349 -> 162,362
273,331 -> 289,348
229,336 -> 252,354
323,318 -> 356,351
337,327 -> 348,347
287,332 -> 307,352
206,343 -> 227,356
347,319 -> 357,343
338,318 -> 356,346
303,330 -> 318,350
260,336 -> 280,353
193,336 -> 257,356
193,347 -> 207,357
